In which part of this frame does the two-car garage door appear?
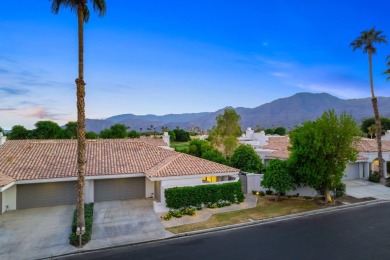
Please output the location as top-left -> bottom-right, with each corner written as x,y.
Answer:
17,181 -> 77,210
94,177 -> 145,202
16,178 -> 146,209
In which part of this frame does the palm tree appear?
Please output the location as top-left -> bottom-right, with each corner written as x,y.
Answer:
384,55 -> 390,80
51,0 -> 106,243
350,27 -> 387,177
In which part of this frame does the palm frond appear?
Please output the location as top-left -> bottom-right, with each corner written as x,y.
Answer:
91,0 -> 106,17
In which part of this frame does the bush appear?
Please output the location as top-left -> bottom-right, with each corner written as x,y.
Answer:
162,207 -> 197,221
165,181 -> 244,209
128,130 -> 141,138
265,190 -> 273,195
369,171 -> 381,183
335,182 -> 346,198
259,191 -> 265,196
69,203 -> 94,247
261,159 -> 296,198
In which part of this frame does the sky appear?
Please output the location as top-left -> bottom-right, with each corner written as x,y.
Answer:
1,0 -> 390,129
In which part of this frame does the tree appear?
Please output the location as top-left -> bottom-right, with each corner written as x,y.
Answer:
201,149 -> 227,165
261,159 -> 296,200
208,108 -> 242,158
231,144 -> 263,173
383,55 -> 390,80
62,121 -> 78,139
289,110 -> 360,203
350,27 -> 387,177
273,127 -> 287,136
188,139 -> 212,157
361,117 -> 390,136
173,128 -> 190,142
110,124 -> 128,138
264,128 -> 274,135
31,121 -> 62,139
128,130 -> 141,138
85,131 -> 98,139
51,0 -> 106,243
0,127 -> 3,133
8,125 -> 30,140
367,124 -> 376,139
168,130 -> 176,142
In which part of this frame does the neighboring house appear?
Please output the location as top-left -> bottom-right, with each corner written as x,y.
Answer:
0,134 -> 239,214
239,127 -> 390,180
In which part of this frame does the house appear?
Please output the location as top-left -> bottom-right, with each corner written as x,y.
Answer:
0,134 -> 239,214
239,127 -> 390,180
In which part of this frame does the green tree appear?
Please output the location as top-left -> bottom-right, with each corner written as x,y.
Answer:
51,0 -> 106,243
110,124 -> 128,138
188,139 -> 212,157
273,127 -> 287,136
201,149 -> 227,165
361,117 -> 390,136
62,121 -> 78,139
173,128 -> 190,142
8,125 -> 30,140
383,55 -> 390,80
231,144 -> 263,173
32,121 -> 62,139
350,27 -> 387,177
0,127 -> 3,133
128,130 -> 141,138
264,128 -> 274,135
168,130 -> 176,142
85,131 -> 98,139
367,124 -> 376,139
209,108 -> 242,158
261,159 -> 296,200
289,110 -> 360,203
99,129 -> 112,138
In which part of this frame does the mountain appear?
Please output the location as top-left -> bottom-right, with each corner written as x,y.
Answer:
86,92 -> 390,133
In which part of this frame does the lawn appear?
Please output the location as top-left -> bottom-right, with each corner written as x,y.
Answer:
167,197 -> 322,234
171,141 -> 190,152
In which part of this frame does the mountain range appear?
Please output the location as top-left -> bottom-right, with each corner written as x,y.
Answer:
86,92 -> 390,133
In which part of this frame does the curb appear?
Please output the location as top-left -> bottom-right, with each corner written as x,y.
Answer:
50,199 -> 388,259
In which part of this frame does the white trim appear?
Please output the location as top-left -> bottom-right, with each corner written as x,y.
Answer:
149,171 -> 239,181
16,177 -> 77,185
0,181 -> 15,192
85,173 -> 145,180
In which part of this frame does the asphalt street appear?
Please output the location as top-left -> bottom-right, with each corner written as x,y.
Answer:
60,202 -> 390,260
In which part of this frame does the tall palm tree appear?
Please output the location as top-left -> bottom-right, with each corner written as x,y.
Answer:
384,55 -> 390,80
51,0 -> 106,241
350,27 -> 387,177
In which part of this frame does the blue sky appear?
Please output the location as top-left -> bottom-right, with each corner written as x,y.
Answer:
1,0 -> 390,129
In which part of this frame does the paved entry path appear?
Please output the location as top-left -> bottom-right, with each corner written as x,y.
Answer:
344,179 -> 390,200
84,199 -> 173,250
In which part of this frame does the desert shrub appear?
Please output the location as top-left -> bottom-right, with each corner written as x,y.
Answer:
69,203 -> 94,247
369,171 -> 381,183
335,182 -> 346,198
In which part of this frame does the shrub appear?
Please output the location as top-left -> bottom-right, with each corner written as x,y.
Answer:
369,171 -> 381,183
165,181 -> 244,209
69,203 -> 94,247
265,190 -> 273,195
386,178 -> 390,187
261,159 -> 296,199
259,191 -> 265,196
252,190 -> 257,195
335,182 -> 346,198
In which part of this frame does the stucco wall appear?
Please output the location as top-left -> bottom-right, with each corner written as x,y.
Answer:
2,185 -> 17,213
145,178 -> 154,198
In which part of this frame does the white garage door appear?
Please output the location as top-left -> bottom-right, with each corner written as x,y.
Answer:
343,164 -> 359,180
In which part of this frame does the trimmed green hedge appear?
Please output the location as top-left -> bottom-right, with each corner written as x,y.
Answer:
165,181 -> 244,209
69,203 -> 94,247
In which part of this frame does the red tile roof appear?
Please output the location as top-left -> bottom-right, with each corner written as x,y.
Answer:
0,173 -> 14,187
0,139 -> 238,181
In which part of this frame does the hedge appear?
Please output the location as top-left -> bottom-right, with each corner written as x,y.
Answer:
165,181 -> 244,209
69,203 -> 94,247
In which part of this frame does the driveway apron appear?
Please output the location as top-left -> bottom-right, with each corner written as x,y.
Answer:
84,199 -> 173,250
0,205 -> 76,260
344,179 -> 390,200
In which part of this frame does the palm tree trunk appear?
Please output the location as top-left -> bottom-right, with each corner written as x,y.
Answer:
369,51 -> 384,177
76,2 -> 86,236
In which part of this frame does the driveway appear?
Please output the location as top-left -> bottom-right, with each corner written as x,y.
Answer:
84,199 -> 173,250
0,205 -> 76,260
344,179 -> 390,200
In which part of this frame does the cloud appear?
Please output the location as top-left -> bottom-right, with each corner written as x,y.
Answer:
0,107 -> 67,121
0,86 -> 29,96
270,72 -> 290,78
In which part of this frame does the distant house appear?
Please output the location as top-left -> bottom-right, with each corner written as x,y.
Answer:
0,134 -> 239,214
239,127 -> 390,180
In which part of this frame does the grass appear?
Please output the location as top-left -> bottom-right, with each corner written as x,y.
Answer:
171,141 -> 190,152
69,203 -> 94,247
166,197 -> 321,234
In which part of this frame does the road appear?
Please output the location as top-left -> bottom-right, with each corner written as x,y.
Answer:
60,202 -> 390,260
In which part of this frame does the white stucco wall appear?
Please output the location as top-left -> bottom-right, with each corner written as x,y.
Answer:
84,180 -> 94,203
2,185 -> 17,213
245,173 -> 319,197
145,178 -> 154,198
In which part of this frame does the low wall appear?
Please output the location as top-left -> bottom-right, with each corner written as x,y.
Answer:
242,173 -> 319,197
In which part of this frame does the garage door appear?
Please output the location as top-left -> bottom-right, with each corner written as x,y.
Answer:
94,177 -> 145,202
343,164 -> 359,180
17,182 -> 77,209
0,192 -> 2,213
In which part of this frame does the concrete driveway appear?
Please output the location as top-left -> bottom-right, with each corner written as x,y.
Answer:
344,179 -> 390,200
84,199 -> 173,250
0,205 -> 76,260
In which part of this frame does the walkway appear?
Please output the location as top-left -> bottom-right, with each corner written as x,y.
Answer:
344,179 -> 390,200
